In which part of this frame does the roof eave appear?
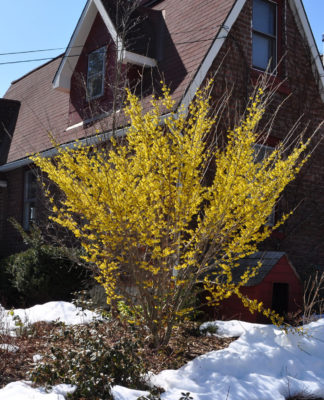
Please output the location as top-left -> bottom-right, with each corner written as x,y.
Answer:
53,0 -> 97,92
121,50 -> 157,67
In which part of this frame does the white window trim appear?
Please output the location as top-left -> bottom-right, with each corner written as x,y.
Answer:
252,0 -> 278,74
86,46 -> 107,101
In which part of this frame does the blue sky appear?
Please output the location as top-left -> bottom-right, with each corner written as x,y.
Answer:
0,1 -> 87,96
0,0 -> 323,97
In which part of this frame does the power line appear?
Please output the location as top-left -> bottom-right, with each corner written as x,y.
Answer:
0,25 -> 230,66
0,55 -> 81,66
0,24 -> 229,58
0,46 -> 83,57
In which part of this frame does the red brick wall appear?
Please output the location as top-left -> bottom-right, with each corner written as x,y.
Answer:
205,0 -> 324,281
0,168 -> 26,258
69,13 -> 119,125
0,186 -> 7,243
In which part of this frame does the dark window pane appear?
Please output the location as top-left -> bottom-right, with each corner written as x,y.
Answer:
252,33 -> 276,70
29,202 -> 36,222
253,0 -> 276,36
253,143 -> 273,164
24,172 -> 37,230
27,173 -> 37,200
88,50 -> 105,77
87,47 -> 106,99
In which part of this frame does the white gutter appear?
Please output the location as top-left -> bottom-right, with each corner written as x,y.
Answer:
0,112 -> 173,173
0,126 -> 127,173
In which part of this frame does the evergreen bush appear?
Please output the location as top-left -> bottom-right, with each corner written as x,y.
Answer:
3,221 -> 90,307
4,245 -> 88,306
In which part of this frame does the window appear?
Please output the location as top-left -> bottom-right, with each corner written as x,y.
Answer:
87,47 -> 106,100
23,170 -> 37,230
252,0 -> 277,72
253,143 -> 275,226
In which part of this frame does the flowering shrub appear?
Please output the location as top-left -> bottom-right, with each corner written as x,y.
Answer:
32,82 -> 310,346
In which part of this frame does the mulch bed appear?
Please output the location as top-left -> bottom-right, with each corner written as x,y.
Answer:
0,319 -> 236,388
143,324 -> 236,373
0,322 -> 52,387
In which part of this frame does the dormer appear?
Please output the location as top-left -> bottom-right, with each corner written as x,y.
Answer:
53,0 -> 157,94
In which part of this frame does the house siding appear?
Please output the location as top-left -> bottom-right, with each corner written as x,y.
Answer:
0,168 -> 25,258
0,185 -> 7,244
69,13 -> 118,126
201,0 -> 324,280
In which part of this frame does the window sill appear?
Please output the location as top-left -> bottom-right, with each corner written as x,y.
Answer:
251,68 -> 291,96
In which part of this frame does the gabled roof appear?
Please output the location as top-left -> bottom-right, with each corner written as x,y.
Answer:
53,0 -> 157,92
54,0 -> 324,102
181,0 -> 324,108
288,0 -> 324,102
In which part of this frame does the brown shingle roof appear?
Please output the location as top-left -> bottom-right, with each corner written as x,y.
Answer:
3,57 -> 70,163
232,251 -> 287,286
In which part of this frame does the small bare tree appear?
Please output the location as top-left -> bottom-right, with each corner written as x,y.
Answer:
303,271 -> 324,324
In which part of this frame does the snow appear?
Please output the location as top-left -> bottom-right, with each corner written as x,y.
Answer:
200,319 -> 266,338
113,319 -> 324,400
0,382 -> 75,400
0,301 -> 97,333
0,343 -> 19,352
0,301 -> 96,399
1,301 -> 324,400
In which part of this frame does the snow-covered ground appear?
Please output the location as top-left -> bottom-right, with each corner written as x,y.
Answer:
0,301 -> 96,332
1,302 -> 324,400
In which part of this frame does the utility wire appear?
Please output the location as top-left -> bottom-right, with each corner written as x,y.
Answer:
0,24 -> 229,57
0,25 -> 230,66
0,46 -> 83,57
0,36 -> 220,66
0,54 -> 81,66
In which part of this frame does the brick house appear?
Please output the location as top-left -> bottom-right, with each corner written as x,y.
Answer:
0,0 -> 324,317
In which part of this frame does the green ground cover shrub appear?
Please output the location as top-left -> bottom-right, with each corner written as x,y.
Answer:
29,318 -> 148,400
